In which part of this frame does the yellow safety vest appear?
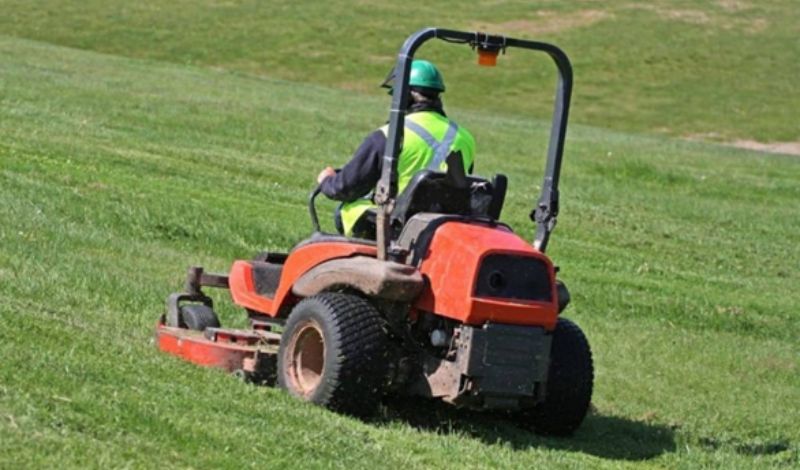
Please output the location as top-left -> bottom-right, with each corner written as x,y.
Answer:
340,111 -> 475,236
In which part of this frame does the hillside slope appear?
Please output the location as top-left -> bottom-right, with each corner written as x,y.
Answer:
1,0 -> 798,142
1,36 -> 798,468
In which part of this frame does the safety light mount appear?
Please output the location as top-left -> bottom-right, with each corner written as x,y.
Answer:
471,33 -> 507,66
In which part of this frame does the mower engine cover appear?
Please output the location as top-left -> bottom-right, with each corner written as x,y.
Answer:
398,217 -> 559,329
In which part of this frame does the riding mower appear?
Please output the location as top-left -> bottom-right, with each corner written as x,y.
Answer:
156,28 -> 593,436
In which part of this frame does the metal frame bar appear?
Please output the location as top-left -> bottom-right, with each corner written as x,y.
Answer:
374,28 -> 573,257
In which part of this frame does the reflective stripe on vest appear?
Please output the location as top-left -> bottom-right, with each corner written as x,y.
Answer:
404,120 -> 459,171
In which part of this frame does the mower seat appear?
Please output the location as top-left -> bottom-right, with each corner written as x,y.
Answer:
389,152 -> 507,233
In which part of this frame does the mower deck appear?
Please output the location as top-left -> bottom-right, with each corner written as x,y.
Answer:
156,318 -> 279,382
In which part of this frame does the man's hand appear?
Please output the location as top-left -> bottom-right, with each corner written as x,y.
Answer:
316,166 -> 336,184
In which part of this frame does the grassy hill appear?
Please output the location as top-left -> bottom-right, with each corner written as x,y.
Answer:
1,1 -> 799,468
1,0 -> 798,142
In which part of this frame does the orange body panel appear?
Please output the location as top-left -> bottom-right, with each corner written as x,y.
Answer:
230,225 -> 556,328
415,222 -> 559,329
229,241 -> 377,316
228,261 -> 273,313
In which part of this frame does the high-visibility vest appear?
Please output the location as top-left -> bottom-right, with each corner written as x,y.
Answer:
340,111 -> 475,236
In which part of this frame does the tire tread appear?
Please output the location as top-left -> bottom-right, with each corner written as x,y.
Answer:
278,292 -> 389,416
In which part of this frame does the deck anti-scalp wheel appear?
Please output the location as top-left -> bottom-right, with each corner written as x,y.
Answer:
277,293 -> 389,416
179,304 -> 220,331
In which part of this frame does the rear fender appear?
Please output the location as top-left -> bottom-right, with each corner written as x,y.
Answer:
292,256 -> 424,301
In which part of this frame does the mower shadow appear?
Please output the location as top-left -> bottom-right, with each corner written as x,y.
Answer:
371,398 -> 676,462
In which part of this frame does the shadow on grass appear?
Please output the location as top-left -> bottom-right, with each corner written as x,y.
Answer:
372,399 -> 676,461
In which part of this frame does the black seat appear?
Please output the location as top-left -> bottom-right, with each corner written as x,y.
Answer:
389,151 -> 507,234
390,152 -> 470,232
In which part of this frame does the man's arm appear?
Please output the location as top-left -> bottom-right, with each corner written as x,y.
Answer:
319,130 -> 386,202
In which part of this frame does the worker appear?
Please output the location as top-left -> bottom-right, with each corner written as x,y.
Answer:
316,59 -> 476,239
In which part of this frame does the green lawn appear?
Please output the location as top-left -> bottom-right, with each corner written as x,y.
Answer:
1,1 -> 799,467
1,36 -> 798,468
1,0 -> 798,142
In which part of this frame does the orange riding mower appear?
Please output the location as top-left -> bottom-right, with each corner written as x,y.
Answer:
157,27 -> 592,436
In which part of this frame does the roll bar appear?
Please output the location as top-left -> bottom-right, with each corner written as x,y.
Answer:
373,28 -> 573,258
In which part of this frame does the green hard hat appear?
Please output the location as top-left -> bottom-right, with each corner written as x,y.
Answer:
380,59 -> 445,93
409,60 -> 445,92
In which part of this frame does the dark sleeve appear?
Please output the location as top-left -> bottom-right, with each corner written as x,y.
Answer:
320,129 -> 386,202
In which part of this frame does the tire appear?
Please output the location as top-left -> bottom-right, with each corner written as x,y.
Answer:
179,304 -> 220,331
277,293 -> 389,416
522,317 -> 593,436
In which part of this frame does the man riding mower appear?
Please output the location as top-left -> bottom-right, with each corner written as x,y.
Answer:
316,59 -> 475,240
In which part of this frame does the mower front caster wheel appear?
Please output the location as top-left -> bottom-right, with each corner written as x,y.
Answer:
277,293 -> 390,417
179,304 -> 220,331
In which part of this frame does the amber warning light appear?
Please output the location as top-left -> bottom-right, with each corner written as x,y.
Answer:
472,34 -> 506,67
477,46 -> 499,66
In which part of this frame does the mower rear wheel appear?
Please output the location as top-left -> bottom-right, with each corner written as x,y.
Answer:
277,293 -> 389,416
179,304 -> 220,331
522,317 -> 593,436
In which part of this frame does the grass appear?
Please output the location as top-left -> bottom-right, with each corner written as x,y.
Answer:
1,1 -> 799,468
2,37 -> 798,468
0,0 -> 798,142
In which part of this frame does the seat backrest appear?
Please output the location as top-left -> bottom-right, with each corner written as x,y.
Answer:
487,173 -> 507,220
389,151 -> 509,235
389,152 -> 471,233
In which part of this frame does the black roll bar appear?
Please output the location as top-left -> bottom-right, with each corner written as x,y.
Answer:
373,27 -> 573,258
